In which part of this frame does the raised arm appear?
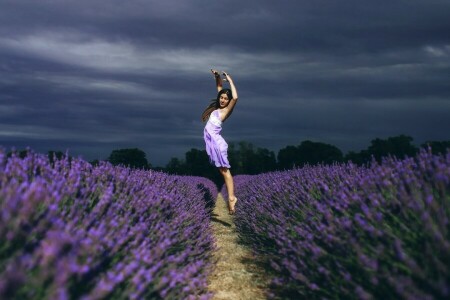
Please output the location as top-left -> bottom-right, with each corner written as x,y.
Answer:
221,71 -> 238,120
211,69 -> 223,92
224,72 -> 238,101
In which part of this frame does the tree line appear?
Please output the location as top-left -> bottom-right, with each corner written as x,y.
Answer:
6,134 -> 449,188
93,134 -> 449,187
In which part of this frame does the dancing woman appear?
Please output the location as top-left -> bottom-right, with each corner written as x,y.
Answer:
202,69 -> 238,214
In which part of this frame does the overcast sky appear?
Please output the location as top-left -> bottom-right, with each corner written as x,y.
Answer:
1,0 -> 449,167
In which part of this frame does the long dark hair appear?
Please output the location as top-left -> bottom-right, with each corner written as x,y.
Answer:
201,88 -> 233,122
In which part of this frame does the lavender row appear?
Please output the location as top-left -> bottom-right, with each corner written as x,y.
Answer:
0,148 -> 217,300
227,148 -> 449,299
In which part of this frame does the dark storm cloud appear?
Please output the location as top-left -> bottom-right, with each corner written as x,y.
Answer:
1,0 -> 449,166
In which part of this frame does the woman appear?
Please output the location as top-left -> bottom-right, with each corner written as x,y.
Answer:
202,69 -> 239,214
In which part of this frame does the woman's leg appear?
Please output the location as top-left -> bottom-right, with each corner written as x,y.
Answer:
219,167 -> 238,213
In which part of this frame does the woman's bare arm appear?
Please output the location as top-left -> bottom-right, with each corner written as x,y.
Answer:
221,71 -> 238,119
211,69 -> 223,92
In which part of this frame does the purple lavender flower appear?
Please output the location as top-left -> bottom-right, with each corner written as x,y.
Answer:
0,148 -> 216,299
231,148 -> 450,299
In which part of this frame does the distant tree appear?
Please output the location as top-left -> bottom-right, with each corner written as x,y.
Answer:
163,142 -> 276,187
344,135 -> 419,165
344,150 -> 371,166
367,135 -> 418,162
165,149 -> 222,188
277,140 -> 343,169
420,140 -> 450,155
255,147 -> 277,173
278,145 -> 299,170
108,148 -> 150,169
229,141 -> 254,174
165,157 -> 185,174
184,148 -> 211,176
229,141 -> 276,174
184,148 -> 223,186
227,143 -> 240,172
297,140 -> 343,166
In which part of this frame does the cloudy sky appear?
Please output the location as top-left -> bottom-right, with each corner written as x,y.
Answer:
1,0 -> 449,167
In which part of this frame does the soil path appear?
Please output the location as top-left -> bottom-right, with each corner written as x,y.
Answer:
207,193 -> 270,300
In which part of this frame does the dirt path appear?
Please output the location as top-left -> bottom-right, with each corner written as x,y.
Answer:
207,193 -> 270,300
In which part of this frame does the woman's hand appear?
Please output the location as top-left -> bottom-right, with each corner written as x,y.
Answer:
222,71 -> 232,82
211,69 -> 220,78
212,69 -> 223,92
222,71 -> 238,101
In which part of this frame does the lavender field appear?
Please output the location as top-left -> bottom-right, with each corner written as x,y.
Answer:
2,146 -> 449,300
224,148 -> 449,299
0,148 -> 217,299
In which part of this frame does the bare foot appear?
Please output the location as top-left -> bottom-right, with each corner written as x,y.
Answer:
228,197 -> 237,215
